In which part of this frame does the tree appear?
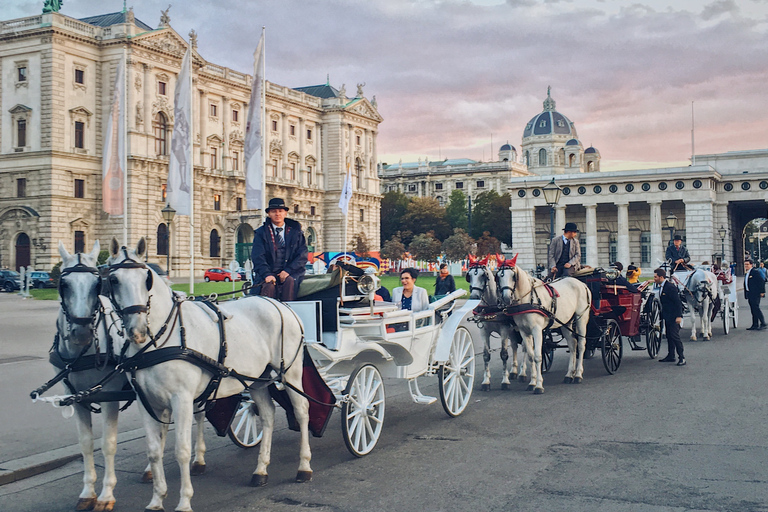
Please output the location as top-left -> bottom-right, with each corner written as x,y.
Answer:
476,231 -> 501,257
98,249 -> 109,266
470,190 -> 511,245
409,232 -> 443,262
380,191 -> 410,243
401,197 -> 451,240
380,235 -> 406,261
442,228 -> 474,261
350,232 -> 371,259
445,189 -> 468,231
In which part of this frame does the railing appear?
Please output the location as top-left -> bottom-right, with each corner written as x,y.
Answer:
0,16 -> 43,34
60,17 -> 96,36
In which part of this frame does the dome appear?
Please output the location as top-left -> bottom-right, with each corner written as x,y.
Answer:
585,146 -> 598,154
566,138 -> 580,146
522,88 -> 575,139
500,143 -> 515,151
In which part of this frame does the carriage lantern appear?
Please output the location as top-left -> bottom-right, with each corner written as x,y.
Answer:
542,178 -> 562,241
161,204 -> 176,274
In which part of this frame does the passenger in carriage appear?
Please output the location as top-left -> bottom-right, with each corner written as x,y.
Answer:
611,262 -> 639,293
392,268 -> 429,312
626,263 -> 641,284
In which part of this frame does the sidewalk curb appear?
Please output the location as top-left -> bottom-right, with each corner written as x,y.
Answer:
0,427 -> 147,486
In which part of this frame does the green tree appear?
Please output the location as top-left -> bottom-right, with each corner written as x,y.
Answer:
409,232 -> 443,261
470,190 -> 511,245
98,249 -> 109,266
380,191 -> 410,243
380,235 -> 406,261
442,228 -> 474,261
476,231 -> 501,257
402,197 -> 451,240
350,232 -> 371,259
445,189 -> 468,231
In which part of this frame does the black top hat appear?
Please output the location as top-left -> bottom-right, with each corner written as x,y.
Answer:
673,234 -> 683,241
563,222 -> 579,232
266,198 -> 289,212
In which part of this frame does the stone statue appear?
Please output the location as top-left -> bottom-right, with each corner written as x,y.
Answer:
356,82 -> 365,97
135,101 -> 143,125
338,83 -> 346,98
371,95 -> 377,108
42,0 -> 63,14
160,5 -> 171,27
189,29 -> 198,50
126,7 -> 135,24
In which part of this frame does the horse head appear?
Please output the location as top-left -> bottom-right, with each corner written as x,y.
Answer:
495,253 -> 521,306
58,240 -> 102,346
466,256 -> 496,305
107,237 -> 157,345
687,269 -> 714,306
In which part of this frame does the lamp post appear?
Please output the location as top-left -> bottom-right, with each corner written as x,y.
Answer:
542,178 -> 562,242
161,204 -> 176,275
718,225 -> 726,263
665,212 -> 677,246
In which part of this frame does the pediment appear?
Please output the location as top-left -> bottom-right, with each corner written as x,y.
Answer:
133,28 -> 207,65
9,104 -> 32,114
345,98 -> 383,122
206,134 -> 222,144
69,217 -> 89,229
69,106 -> 93,117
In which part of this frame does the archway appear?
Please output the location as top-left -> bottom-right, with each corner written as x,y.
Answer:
728,200 -> 768,273
742,217 -> 768,266
209,229 -> 221,258
235,223 -> 254,264
15,233 -> 30,271
306,227 -> 317,252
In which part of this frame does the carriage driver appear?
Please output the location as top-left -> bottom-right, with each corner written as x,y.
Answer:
665,235 -> 691,272
548,222 -> 582,279
250,198 -> 308,301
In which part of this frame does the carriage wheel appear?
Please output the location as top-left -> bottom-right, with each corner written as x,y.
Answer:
731,300 -> 739,328
722,298 -> 730,335
227,393 -> 263,448
541,330 -> 555,373
646,297 -> 662,359
438,326 -> 475,417
601,319 -> 623,374
342,364 -> 385,457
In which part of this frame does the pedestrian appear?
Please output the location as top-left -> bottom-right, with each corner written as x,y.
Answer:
759,261 -> 767,280
626,262 -> 641,284
665,235 -> 691,272
434,263 -> 456,297
654,268 -> 686,366
250,197 -> 308,301
547,222 -> 581,279
392,268 -> 429,312
743,259 -> 766,330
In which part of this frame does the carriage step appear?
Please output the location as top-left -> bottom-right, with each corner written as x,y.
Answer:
408,379 -> 437,405
629,345 -> 646,351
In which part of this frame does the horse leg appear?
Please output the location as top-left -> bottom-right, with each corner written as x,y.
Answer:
285,365 -> 313,483
481,331 -> 492,391
573,315 -> 588,383
171,395 -> 195,512
531,329 -> 544,394
73,405 -> 98,511
522,332 -> 536,390
93,402 -> 119,512
142,409 -> 170,512
190,411 -> 207,476
250,387 -> 275,486
500,335 -> 511,390
688,308 -> 698,341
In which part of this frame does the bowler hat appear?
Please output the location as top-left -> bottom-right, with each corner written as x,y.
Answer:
266,198 -> 289,212
563,222 -> 579,232
673,234 -> 683,241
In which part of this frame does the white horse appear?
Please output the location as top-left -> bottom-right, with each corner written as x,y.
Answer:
673,268 -> 716,341
107,238 -> 311,512
53,241 -> 207,511
496,262 -> 591,393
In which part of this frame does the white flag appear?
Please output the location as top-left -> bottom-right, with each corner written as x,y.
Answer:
167,47 -> 192,215
102,55 -> 126,216
245,33 -> 265,210
338,163 -> 353,215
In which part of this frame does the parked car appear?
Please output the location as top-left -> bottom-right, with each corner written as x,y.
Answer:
203,267 -> 240,282
29,271 -> 56,289
0,269 -> 22,292
147,263 -> 172,286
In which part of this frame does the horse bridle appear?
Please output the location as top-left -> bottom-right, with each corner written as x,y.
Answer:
108,249 -> 153,319
467,265 -> 491,297
59,256 -> 101,330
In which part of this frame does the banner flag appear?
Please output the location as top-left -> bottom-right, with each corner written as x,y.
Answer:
338,163 -> 353,215
102,55 -> 126,216
167,47 -> 192,215
244,33 -> 265,210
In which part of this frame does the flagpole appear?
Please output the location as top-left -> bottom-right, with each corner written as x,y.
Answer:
189,46 -> 195,295
260,26 -> 266,222
122,45 -> 128,245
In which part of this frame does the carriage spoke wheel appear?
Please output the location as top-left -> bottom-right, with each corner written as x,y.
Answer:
228,393 -> 263,448
438,326 -> 475,417
646,297 -> 662,359
731,300 -> 738,328
601,319 -> 623,374
722,298 -> 730,335
541,331 -> 555,374
342,364 -> 385,457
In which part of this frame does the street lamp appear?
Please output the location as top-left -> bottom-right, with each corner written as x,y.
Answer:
718,225 -> 726,262
161,204 -> 176,275
542,178 -> 562,242
665,212 -> 677,245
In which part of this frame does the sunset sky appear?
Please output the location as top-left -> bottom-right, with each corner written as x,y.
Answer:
8,0 -> 768,171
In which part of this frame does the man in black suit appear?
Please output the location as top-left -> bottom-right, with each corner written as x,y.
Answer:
654,268 -> 686,366
744,259 -> 766,330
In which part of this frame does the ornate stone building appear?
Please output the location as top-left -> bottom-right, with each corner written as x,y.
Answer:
0,8 -> 382,273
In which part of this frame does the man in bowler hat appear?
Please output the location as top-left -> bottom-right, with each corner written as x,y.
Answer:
744,259 -> 767,330
654,268 -> 686,366
665,234 -> 691,271
250,198 -> 308,301
548,222 -> 581,279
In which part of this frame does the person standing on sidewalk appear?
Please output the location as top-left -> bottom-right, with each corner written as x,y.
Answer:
744,259 -> 766,330
654,268 -> 686,366
434,263 -> 456,298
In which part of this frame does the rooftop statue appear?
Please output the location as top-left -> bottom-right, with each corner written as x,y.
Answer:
160,4 -> 171,27
42,0 -> 63,14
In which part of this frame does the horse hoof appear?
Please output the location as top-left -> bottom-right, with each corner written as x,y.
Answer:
526,384 -> 535,391
518,375 -> 527,382
190,461 -> 207,476
511,373 -> 518,381
143,508 -> 164,512
563,377 -> 573,384
481,383 -> 490,391
534,388 -> 544,395
141,470 -> 153,483
296,470 -> 313,483
501,383 -> 510,391
251,473 -> 269,487
573,377 -> 582,384
76,498 -> 97,511
93,500 -> 116,512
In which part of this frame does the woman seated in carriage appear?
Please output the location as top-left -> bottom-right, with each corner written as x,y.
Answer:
392,268 -> 429,312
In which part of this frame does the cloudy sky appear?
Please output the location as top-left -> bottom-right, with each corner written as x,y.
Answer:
7,0 -> 768,170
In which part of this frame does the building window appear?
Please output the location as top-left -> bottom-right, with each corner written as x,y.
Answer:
236,197 -> 242,211
580,236 -> 587,266
356,135 -> 361,146
17,119 -> 27,148
476,180 -> 484,188
271,120 -> 278,131
213,194 -> 221,210
211,147 -> 218,169
232,109 -> 239,122
437,196 -> 444,206
539,148 -> 547,166
307,165 -> 313,185
75,68 -> 85,84
209,229 -> 221,257
359,209 -> 365,222
17,66 -> 27,82
456,182 -> 464,189
74,121 -> 85,149
210,103 -> 218,117
154,112 -> 168,155
294,204 -> 300,214
272,159 -> 278,177
307,128 -> 312,140
569,153 -> 575,167
17,178 -> 26,198
408,184 -> 417,192
74,179 -> 85,198
310,206 -> 316,216
641,231 -> 651,265
74,231 -> 85,254
524,151 -> 530,166
157,224 -> 168,256
290,163 -> 296,181
435,183 -> 443,190
158,81 -> 166,95
290,125 -> 295,136
609,233 -> 617,264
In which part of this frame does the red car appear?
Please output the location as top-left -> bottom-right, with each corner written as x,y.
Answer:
203,268 -> 240,282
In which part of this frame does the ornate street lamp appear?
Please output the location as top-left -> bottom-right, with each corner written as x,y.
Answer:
665,212 -> 677,245
718,225 -> 726,262
542,178 -> 562,241
161,204 -> 176,274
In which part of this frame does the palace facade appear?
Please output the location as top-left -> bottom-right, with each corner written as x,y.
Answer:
0,7 -> 382,273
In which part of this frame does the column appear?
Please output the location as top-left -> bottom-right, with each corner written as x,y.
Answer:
298,117 -> 305,185
649,200 -> 663,269
143,64 -> 152,136
617,202 -> 630,266
511,202 -> 536,271
585,203 -> 598,267
221,96 -> 229,171
281,113 -> 288,179
555,205 -> 566,236
198,89 -> 206,166
684,199 -> 714,264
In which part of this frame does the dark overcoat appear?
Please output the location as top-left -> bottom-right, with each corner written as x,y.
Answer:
250,218 -> 308,294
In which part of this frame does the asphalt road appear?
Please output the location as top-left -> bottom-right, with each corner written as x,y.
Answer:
1,292 -> 767,511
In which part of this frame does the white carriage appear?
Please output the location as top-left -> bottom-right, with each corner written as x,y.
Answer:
713,266 -> 739,334
229,268 -> 478,457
